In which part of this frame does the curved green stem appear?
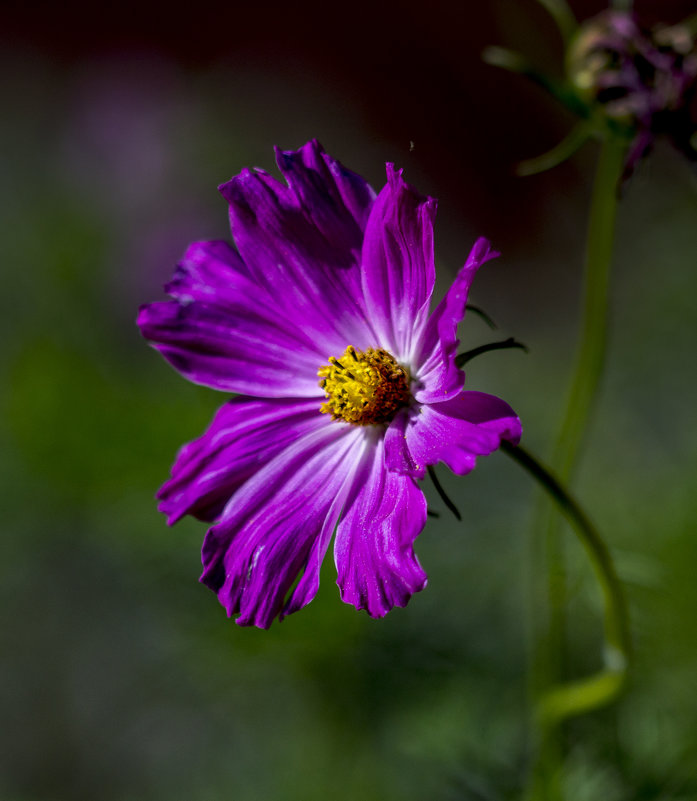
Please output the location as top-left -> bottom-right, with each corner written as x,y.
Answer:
482,46 -> 589,118
517,123 -> 591,177
503,441 -> 631,723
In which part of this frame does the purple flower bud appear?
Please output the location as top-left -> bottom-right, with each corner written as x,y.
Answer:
567,10 -> 697,172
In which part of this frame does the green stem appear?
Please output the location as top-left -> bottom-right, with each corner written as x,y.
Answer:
543,132 -> 624,695
534,0 -> 577,45
552,134 -> 625,481
504,440 -> 630,799
503,441 -> 631,694
526,134 -> 626,797
482,46 -> 589,118
517,123 -> 591,177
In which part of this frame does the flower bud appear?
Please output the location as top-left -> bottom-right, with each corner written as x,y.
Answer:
567,11 -> 697,171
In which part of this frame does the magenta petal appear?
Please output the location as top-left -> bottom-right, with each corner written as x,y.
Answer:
275,140 -> 376,269
138,299 -> 324,397
219,141 -> 377,352
360,164 -> 437,361
164,239 -> 255,302
158,398 -> 325,525
200,424 -> 365,629
138,239 -> 334,396
385,391 -> 522,479
383,408 -> 417,475
414,238 -> 499,403
334,435 -> 428,618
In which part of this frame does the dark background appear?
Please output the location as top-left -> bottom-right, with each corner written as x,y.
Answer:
2,1 -> 697,799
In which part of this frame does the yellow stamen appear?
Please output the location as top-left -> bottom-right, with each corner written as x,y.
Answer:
318,346 -> 411,426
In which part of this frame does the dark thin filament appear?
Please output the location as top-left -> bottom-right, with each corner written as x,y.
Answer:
427,465 -> 462,521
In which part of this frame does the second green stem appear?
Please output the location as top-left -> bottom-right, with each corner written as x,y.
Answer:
552,135 -> 625,481
532,133 -> 626,796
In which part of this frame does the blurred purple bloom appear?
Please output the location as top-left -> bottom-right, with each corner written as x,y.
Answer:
138,141 -> 521,628
568,10 -> 697,172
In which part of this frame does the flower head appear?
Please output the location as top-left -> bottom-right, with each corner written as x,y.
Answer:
485,8 -> 697,179
138,141 -> 522,628
567,10 -> 697,172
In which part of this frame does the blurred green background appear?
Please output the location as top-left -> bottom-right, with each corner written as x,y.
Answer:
2,1 -> 697,798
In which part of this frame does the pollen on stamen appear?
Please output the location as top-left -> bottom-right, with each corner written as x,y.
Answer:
318,346 -> 411,426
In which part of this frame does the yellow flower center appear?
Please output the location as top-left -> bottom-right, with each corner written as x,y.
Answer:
318,346 -> 411,426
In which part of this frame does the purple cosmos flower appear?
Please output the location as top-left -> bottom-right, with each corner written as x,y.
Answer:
138,140 -> 522,628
